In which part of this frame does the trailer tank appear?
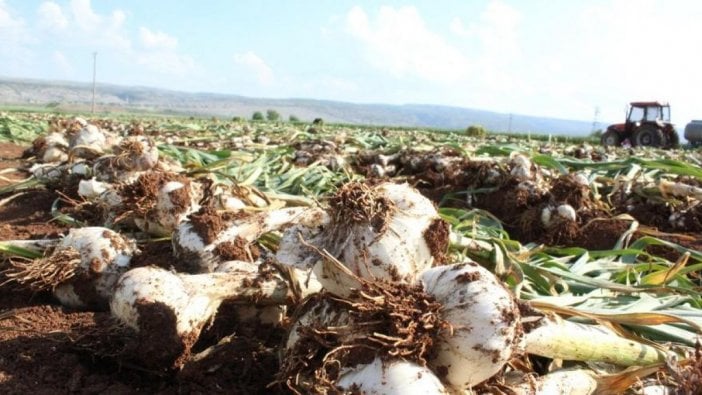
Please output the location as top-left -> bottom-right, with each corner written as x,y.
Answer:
684,120 -> 702,144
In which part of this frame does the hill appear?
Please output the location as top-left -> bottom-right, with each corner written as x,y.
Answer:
0,77 -> 595,136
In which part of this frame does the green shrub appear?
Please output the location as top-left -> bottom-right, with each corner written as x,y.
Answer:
266,109 -> 280,121
465,124 -> 487,138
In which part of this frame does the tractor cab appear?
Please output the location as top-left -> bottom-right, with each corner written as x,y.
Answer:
626,102 -> 670,125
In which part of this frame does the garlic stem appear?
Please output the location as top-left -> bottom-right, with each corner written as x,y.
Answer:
110,261 -> 321,368
184,266 -> 321,304
659,180 -> 702,200
448,232 -> 493,251
525,316 -> 669,366
0,238 -> 60,252
112,262 -> 321,334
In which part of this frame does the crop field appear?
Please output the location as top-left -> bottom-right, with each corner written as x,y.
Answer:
0,111 -> 701,393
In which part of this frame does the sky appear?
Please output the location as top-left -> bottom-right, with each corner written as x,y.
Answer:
1,0 -> 702,126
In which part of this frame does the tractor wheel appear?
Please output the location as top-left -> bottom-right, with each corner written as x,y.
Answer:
632,126 -> 665,147
667,130 -> 680,148
601,129 -> 621,147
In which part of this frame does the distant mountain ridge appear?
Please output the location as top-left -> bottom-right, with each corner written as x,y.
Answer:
0,77 -> 595,136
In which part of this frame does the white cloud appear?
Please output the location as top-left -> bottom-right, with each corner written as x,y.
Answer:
136,27 -> 191,75
63,0 -> 130,50
449,17 -> 469,37
452,0 -> 520,54
344,5 -> 471,83
139,27 -> 178,49
111,9 -> 125,28
233,51 -> 274,86
0,0 -> 22,29
52,50 -> 73,75
450,0 -> 522,92
522,0 -> 702,123
0,0 -> 35,73
38,1 -> 68,30
69,0 -> 100,31
35,0 -> 194,78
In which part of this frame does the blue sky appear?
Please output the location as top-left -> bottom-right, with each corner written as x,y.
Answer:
1,0 -> 702,125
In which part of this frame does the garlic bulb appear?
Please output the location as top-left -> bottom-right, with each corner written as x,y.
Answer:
669,210 -> 688,229
556,204 -> 577,222
510,154 -> 533,180
541,204 -> 577,228
540,206 -> 553,228
91,136 -> 160,183
33,132 -> 69,163
280,182 -> 449,284
53,227 -> 136,310
280,276 -> 448,394
503,369 -> 598,395
133,178 -> 202,236
572,172 -> 590,186
30,163 -> 66,183
336,358 -> 449,394
156,181 -> 199,228
419,261 -> 521,389
335,182 -> 447,283
70,124 -> 105,148
276,207 -> 330,270
110,135 -> 160,172
69,124 -> 108,158
284,298 -> 354,352
6,227 -> 137,310
173,206 -> 306,273
71,161 -> 92,177
370,163 -> 386,178
78,178 -> 111,199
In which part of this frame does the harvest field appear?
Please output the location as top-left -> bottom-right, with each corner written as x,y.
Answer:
0,111 -> 702,393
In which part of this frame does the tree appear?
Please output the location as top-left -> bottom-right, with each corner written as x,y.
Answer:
308,118 -> 324,133
252,111 -> 264,121
465,124 -> 487,138
289,115 -> 300,123
266,109 -> 280,121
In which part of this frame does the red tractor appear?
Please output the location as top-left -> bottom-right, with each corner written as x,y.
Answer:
601,101 -> 679,148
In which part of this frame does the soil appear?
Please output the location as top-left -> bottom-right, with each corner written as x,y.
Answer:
116,171 -> 191,225
188,206 -> 248,245
0,143 -> 285,394
0,139 -> 700,393
0,143 -> 27,188
424,218 -> 450,264
0,189 -> 68,240
213,238 -> 260,262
